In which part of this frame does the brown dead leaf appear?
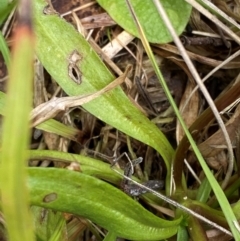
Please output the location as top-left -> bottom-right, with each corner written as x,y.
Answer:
176,81 -> 200,143
205,150 -> 228,171
153,44 -> 240,69
198,104 -> 240,170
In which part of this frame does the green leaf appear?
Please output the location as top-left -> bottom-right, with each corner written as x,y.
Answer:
103,231 -> 118,241
196,177 -> 212,203
0,13 -> 35,241
28,168 -> 182,240
96,0 -> 192,43
177,225 -> 189,241
29,149 -> 121,184
0,0 -> 17,25
31,207 -> 66,241
36,119 -> 79,141
33,0 -> 174,182
0,31 -> 11,70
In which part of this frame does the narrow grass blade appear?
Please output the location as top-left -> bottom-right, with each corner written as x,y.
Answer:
0,1 -> 35,240
0,31 -> 11,69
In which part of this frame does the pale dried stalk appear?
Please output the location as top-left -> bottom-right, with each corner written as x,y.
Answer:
102,31 -> 135,59
185,0 -> 240,44
197,0 -> 240,31
31,66 -> 131,127
61,1 -> 97,17
157,44 -> 240,69
182,49 -> 240,113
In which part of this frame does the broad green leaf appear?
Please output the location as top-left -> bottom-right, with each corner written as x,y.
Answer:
96,0 -> 192,43
28,168 -> 182,240
33,0 -> 174,181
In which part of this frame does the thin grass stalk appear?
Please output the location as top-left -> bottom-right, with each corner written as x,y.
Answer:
0,0 -> 35,240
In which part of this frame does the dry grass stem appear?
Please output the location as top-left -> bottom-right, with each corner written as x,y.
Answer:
185,0 -> 240,44
31,66 -> 130,127
61,1 -> 97,17
102,31 -> 135,59
181,49 -> 240,113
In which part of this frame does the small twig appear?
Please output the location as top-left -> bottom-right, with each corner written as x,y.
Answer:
102,31 -> 135,59
60,1 -> 97,17
215,24 -> 231,48
180,35 -> 228,47
192,30 -> 231,39
184,159 -> 201,184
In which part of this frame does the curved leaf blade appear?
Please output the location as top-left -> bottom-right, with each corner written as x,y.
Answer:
28,168 -> 181,240
33,0 -> 174,175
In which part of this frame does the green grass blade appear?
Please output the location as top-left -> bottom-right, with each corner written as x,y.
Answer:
0,3 -> 35,241
0,31 -> 11,70
196,177 -> 212,203
103,232 -> 118,241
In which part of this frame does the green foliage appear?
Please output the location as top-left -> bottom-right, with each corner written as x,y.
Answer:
0,0 -> 17,25
0,16 -> 35,241
33,0 -> 174,176
32,207 -> 66,241
96,0 -> 192,43
196,177 -> 212,203
128,1 -> 240,238
0,32 -> 11,70
28,168 -> 181,240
